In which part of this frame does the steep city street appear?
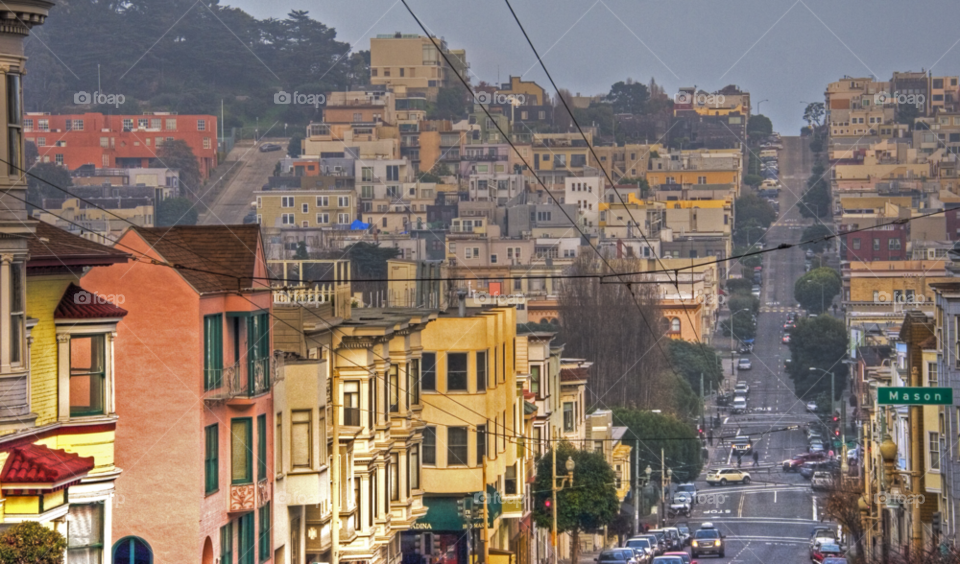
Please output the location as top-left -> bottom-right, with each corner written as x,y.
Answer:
680,137 -> 834,564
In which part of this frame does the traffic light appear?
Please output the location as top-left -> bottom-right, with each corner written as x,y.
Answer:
544,498 -> 551,509
933,512 -> 942,534
834,428 -> 840,437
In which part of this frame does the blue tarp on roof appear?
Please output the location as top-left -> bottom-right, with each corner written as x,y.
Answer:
350,220 -> 370,230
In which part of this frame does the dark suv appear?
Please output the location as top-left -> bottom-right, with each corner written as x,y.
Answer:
690,525 -> 724,558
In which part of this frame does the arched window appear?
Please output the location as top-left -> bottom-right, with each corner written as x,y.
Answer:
113,537 -> 153,564
670,318 -> 681,333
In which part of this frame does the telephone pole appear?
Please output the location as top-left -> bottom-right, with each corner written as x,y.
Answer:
331,368 -> 340,564
633,445 -> 640,535
552,428 -> 559,564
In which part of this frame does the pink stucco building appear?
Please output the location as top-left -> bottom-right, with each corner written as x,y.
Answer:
82,225 -> 276,563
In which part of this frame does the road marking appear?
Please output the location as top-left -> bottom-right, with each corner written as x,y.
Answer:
738,493 -> 745,517
774,490 -> 777,503
812,496 -> 818,521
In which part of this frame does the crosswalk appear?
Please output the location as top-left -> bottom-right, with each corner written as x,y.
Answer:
759,306 -> 804,313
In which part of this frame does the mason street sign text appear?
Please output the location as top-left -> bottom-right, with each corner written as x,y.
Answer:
877,387 -> 954,405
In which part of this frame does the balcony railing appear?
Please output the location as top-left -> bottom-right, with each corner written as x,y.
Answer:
205,357 -> 274,400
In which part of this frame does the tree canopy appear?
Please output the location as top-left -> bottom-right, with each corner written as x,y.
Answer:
156,197 -> 199,226
794,267 -> 841,314
803,102 -> 825,128
613,407 -> 703,484
747,114 -> 773,137
733,194 -> 776,246
786,314 -> 848,400
605,80 -> 650,114
158,139 -> 202,195
800,223 -> 834,254
533,442 -> 621,564
0,521 -> 67,564
667,339 -> 724,394
26,162 -> 72,209
800,177 -> 831,219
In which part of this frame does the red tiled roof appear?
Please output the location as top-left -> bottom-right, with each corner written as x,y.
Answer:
131,225 -> 263,294
523,390 -> 536,400
54,283 -> 128,319
1,444 -> 94,486
561,367 -> 590,382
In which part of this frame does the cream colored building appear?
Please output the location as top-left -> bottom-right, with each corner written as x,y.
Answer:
370,34 -> 468,100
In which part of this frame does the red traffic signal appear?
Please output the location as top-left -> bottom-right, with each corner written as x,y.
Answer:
544,499 -> 551,508
834,429 -> 840,437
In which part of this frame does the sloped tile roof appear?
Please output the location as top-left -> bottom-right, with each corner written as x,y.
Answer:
0,444 -> 94,485
55,283 -> 128,319
560,367 -> 590,382
131,225 -> 262,294
27,222 -> 129,269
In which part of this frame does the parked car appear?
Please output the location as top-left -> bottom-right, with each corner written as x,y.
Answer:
751,285 -> 761,297
258,142 -> 282,152
637,534 -> 664,555
782,452 -> 828,472
732,397 -> 747,414
649,529 -> 680,551
812,471 -> 835,491
811,543 -> 843,562
806,401 -> 819,412
706,468 -> 751,486
735,382 -> 750,395
676,522 -> 691,545
731,435 -> 753,455
690,523 -> 724,558
782,334 -> 791,344
596,548 -> 639,564
737,358 -> 752,371
676,483 -> 697,501
715,392 -> 731,406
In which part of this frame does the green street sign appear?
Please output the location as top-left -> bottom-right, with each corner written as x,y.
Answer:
877,387 -> 954,406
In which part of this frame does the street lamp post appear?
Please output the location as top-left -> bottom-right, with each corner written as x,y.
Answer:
551,430 -> 575,564
755,99 -> 769,116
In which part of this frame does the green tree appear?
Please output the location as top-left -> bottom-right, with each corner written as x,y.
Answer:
726,278 -> 753,296
728,294 -> 759,316
743,174 -> 763,187
617,177 -> 650,196
429,85 -> 469,120
605,80 -> 650,114
733,194 -> 776,246
533,442 -> 621,564
293,241 -> 309,260
721,313 -> 756,341
667,339 -> 724,395
747,114 -> 772,137
158,139 -> 202,195
800,178 -> 831,219
418,163 -> 453,184
287,133 -> 303,158
0,521 -> 68,564
801,223 -> 834,254
613,407 -> 703,484
803,102 -> 825,128
794,267 -> 841,314
787,315 -> 848,400
346,242 -> 400,280
26,162 -> 72,209
156,197 -> 199,226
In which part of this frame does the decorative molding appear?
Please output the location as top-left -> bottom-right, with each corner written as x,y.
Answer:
257,479 -> 270,506
229,484 -> 255,512
56,334 -> 70,344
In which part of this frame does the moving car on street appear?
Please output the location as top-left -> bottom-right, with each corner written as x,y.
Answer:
806,401 -> 819,412
663,552 -> 694,564
706,468 -> 751,486
731,435 -> 753,455
737,358 -> 752,371
596,548 -> 639,564
690,523 -> 724,558
732,397 -> 747,414
811,543 -> 843,562
782,451 -> 827,472
811,471 -> 835,491
624,537 -> 654,564
735,381 -> 750,395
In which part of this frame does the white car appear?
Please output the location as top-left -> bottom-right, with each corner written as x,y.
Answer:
806,401 -> 818,412
737,358 -> 752,371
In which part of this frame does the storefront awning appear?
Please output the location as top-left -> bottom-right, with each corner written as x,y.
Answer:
414,486 -> 502,531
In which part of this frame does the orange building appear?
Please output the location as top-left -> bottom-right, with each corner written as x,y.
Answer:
24,112 -> 218,182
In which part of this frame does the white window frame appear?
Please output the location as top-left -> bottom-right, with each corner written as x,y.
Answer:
56,323 -> 117,422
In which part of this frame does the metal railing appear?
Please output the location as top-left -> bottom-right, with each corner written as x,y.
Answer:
205,357 -> 273,400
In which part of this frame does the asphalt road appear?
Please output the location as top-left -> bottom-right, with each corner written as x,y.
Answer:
200,138 -> 288,226
662,137 -> 844,564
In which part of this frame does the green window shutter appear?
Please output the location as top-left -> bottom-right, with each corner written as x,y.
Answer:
257,414 -> 267,482
205,424 -> 219,494
259,501 -> 271,561
221,522 -> 233,564
239,512 -> 255,564
204,314 -> 223,391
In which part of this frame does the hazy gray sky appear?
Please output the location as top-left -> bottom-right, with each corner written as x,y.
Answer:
231,0 -> 960,133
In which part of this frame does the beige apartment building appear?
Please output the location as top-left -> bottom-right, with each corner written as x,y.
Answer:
255,187 -> 357,229
303,122 -> 400,160
370,33 -> 468,100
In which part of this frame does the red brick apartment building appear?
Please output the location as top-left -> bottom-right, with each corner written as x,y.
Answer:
24,112 -> 218,181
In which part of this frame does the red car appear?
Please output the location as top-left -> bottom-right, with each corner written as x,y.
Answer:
782,451 -> 827,472
812,543 -> 843,562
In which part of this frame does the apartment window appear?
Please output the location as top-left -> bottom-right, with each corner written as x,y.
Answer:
671,318 -> 681,333
257,414 -> 267,482
55,153 -> 63,165
389,364 -> 400,413
282,214 -> 295,225
338,213 -> 350,224
281,196 -> 294,208
205,424 -> 219,494
275,413 -> 282,473
316,196 -> 329,207
390,453 -> 400,500
70,335 -> 106,416
197,119 -> 206,131
888,238 -> 901,250
203,137 -> 211,150
505,464 -> 517,495
928,362 -> 939,387
873,238 -> 880,251
343,381 -> 360,426
410,445 -> 420,489
409,359 -> 420,406
852,238 -> 861,250
338,196 -> 350,207
476,424 -> 487,464
221,523 -> 233,564
259,502 -> 271,562
447,352 -> 468,391
151,118 -> 161,129
317,213 -> 329,224
387,165 -> 400,181
238,512 -> 254,564
447,427 -> 468,465
122,118 -> 133,131
301,203 -> 308,213
9,263 -> 21,365
67,504 -> 103,562
204,314 -> 223,391
698,176 -> 707,184
231,418 -> 253,484
422,352 -> 436,391
361,185 -> 374,198
530,365 -> 541,395
38,118 -> 48,132
563,402 -> 574,432
930,431 -> 941,471
165,118 -> 177,131
476,351 -> 487,390
22,118 -> 31,130
490,254 -> 498,264
423,426 -> 436,465
362,167 -> 374,181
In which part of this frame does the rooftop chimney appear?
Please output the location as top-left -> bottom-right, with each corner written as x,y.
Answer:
457,289 -> 467,317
